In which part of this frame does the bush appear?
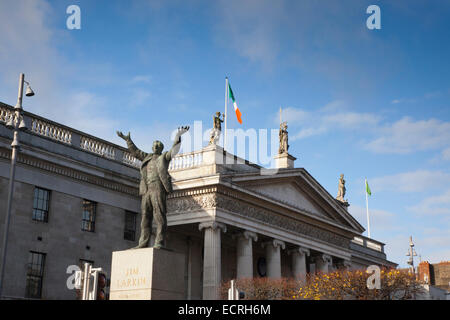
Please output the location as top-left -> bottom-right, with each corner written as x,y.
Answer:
221,268 -> 424,300
220,277 -> 302,300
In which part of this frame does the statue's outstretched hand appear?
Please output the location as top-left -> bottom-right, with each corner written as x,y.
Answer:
117,131 -> 131,141
176,126 -> 190,137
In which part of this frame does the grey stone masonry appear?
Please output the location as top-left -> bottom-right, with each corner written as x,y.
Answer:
0,102 -> 397,300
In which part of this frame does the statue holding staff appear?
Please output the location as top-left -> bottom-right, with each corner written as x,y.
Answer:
209,111 -> 224,145
279,121 -> 289,154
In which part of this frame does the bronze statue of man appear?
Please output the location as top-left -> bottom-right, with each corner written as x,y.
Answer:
117,126 -> 189,249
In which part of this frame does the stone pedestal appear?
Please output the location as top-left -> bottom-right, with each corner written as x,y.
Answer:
109,248 -> 185,300
274,153 -> 296,169
336,199 -> 350,211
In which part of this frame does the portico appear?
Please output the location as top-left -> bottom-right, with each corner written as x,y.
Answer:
164,145 -> 396,299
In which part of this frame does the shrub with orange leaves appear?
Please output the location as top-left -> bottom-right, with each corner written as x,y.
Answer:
220,268 -> 424,300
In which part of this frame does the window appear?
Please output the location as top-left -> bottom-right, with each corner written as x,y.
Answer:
25,251 -> 46,299
124,211 -> 137,241
257,257 -> 267,277
81,200 -> 96,232
32,187 -> 50,222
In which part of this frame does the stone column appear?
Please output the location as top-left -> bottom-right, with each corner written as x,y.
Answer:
235,231 -> 258,279
199,221 -> 227,300
288,247 -> 310,281
342,260 -> 352,271
262,239 -> 285,278
315,254 -> 332,273
186,237 -> 193,300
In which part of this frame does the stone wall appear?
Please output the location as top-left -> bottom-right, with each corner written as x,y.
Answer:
0,177 -> 140,299
432,261 -> 450,289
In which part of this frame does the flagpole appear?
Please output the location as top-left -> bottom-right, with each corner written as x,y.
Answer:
279,106 -> 282,125
365,178 -> 371,238
224,77 -> 228,151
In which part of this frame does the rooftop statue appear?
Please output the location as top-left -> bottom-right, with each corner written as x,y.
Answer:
278,121 -> 289,154
209,111 -> 224,145
117,126 -> 189,249
336,174 -> 347,203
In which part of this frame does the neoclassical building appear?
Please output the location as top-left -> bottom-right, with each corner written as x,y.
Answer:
0,102 -> 396,300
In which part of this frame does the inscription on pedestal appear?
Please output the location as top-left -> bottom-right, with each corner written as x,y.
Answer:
115,267 -> 149,289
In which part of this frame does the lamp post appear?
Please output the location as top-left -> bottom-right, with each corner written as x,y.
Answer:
0,73 -> 34,298
406,235 -> 417,273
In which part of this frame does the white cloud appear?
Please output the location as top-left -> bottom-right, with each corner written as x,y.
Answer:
442,148 -> 450,161
382,233 -> 450,268
370,170 -> 450,193
274,101 -> 382,141
0,0 -> 62,112
279,107 -> 309,124
0,1 -> 175,148
319,100 -> 347,112
348,205 -> 400,236
323,112 -> 381,129
214,0 -> 287,68
390,91 -> 442,106
274,106 -> 450,159
131,75 -> 152,84
415,228 -> 450,263
62,91 -> 120,142
408,189 -> 450,216
129,88 -> 152,107
365,117 -> 450,154
291,127 -> 327,141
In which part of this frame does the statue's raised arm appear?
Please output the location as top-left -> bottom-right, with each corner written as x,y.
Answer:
166,126 -> 190,161
116,130 -> 148,161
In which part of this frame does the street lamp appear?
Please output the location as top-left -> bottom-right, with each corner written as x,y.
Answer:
0,73 -> 35,298
406,236 -> 417,273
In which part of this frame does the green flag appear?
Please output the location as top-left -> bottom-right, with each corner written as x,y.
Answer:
365,179 -> 372,196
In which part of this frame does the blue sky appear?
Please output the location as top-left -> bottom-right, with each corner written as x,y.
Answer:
0,0 -> 449,268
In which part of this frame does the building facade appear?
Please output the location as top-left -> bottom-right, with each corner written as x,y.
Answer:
0,102 -> 396,300
417,261 -> 450,299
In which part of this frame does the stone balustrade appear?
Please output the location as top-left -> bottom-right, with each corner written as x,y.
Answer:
0,104 -> 13,123
0,102 -> 204,170
31,118 -> 72,145
366,240 -> 383,252
168,150 -> 203,170
352,236 -> 384,253
123,151 -> 142,168
80,135 -> 115,159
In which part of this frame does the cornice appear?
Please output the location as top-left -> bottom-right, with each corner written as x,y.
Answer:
0,146 -> 139,197
167,186 -> 351,249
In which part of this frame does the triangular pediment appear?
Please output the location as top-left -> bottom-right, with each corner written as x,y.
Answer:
245,182 -> 331,219
231,170 -> 365,233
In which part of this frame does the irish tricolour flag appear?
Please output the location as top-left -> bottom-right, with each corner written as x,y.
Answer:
228,83 -> 242,124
